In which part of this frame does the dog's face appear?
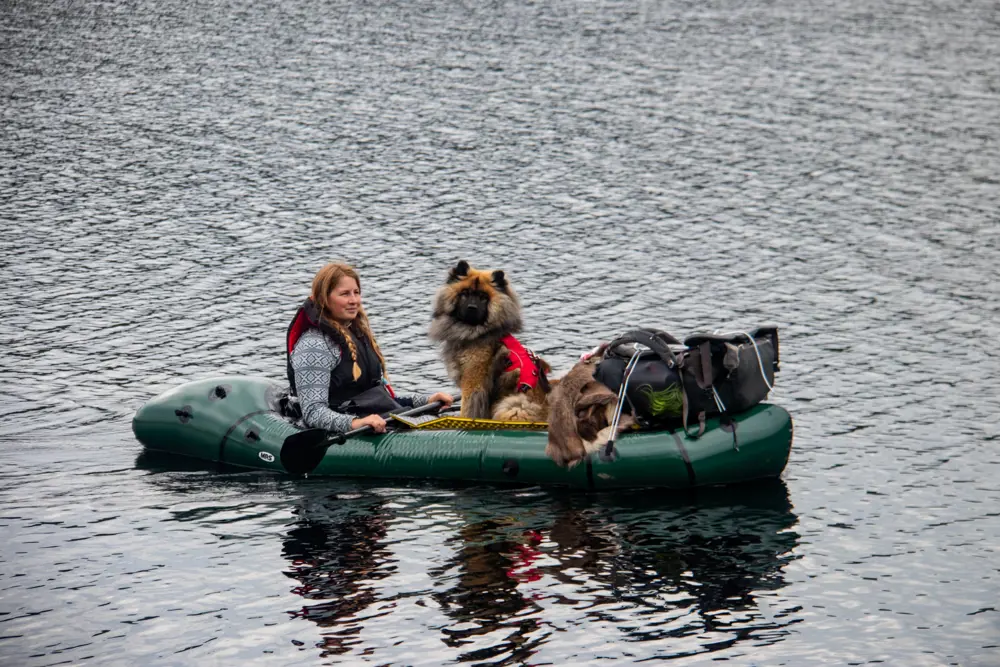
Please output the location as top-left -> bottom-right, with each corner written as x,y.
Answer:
429,260 -> 523,342
453,281 -> 490,326
448,260 -> 507,326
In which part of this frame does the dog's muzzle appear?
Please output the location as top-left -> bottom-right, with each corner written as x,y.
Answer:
455,292 -> 489,326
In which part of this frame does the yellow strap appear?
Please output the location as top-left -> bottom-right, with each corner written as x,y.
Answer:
390,414 -> 548,431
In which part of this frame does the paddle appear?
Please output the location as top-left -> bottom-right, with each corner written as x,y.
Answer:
279,398 -> 457,475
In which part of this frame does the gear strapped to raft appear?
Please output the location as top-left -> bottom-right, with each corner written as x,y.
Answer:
595,326 -> 779,439
499,333 -> 545,393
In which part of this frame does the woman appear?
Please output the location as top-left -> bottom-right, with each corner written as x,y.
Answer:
286,263 -> 454,433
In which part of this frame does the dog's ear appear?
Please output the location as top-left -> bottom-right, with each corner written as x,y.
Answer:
447,260 -> 471,283
491,270 -> 508,290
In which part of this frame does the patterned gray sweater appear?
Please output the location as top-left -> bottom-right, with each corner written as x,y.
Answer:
290,328 -> 429,432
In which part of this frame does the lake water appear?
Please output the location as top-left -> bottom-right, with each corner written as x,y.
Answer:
1,0 -> 998,664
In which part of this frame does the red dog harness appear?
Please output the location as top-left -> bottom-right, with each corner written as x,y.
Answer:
499,334 -> 544,393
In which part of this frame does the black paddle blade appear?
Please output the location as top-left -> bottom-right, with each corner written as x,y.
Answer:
282,427 -> 327,450
280,428 -> 332,475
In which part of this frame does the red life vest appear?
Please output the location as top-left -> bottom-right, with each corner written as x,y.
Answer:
499,334 -> 544,393
286,299 -> 396,400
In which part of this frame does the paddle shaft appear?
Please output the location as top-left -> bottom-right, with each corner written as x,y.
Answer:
325,399 -> 452,446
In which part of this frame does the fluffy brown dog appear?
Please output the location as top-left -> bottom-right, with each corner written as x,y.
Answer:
429,260 -> 552,421
545,352 -> 634,468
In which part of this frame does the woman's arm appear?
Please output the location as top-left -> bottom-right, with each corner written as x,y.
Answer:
385,380 -> 453,410
290,329 -> 355,433
384,380 -> 427,409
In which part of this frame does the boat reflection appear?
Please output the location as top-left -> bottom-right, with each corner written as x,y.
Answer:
134,451 -> 800,661
281,494 -> 392,656
279,482 -> 800,661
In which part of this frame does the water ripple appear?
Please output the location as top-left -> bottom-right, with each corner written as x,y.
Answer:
2,0 -> 999,664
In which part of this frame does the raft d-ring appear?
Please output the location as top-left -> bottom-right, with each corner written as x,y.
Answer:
175,406 -> 193,423
502,459 -> 520,477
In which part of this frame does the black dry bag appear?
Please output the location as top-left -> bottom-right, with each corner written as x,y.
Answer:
594,326 -> 780,437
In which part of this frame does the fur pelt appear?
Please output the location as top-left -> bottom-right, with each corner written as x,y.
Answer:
545,352 -> 634,468
429,260 -> 552,421
491,393 -> 549,423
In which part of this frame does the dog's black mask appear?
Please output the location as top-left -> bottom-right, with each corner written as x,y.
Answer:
454,290 -> 490,326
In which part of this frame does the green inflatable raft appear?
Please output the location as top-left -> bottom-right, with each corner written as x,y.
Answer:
131,376 -> 793,489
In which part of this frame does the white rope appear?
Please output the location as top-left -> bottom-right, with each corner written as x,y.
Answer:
711,329 -> 774,392
608,344 -> 643,439
712,385 -> 727,412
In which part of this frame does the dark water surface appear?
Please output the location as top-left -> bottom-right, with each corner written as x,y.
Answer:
2,0 -> 999,664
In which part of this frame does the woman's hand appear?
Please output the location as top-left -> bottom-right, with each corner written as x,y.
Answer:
428,392 -> 455,409
351,414 -> 387,433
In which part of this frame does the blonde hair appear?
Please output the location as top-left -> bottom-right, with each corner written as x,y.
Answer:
310,263 -> 387,381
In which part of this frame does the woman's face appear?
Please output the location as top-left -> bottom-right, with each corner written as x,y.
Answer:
327,276 -> 361,324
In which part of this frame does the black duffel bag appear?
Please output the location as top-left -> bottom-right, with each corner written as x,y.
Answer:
594,326 -> 779,437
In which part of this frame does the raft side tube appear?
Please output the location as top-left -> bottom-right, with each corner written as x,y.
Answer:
131,376 -> 793,488
131,376 -> 285,464
586,404 -> 795,490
